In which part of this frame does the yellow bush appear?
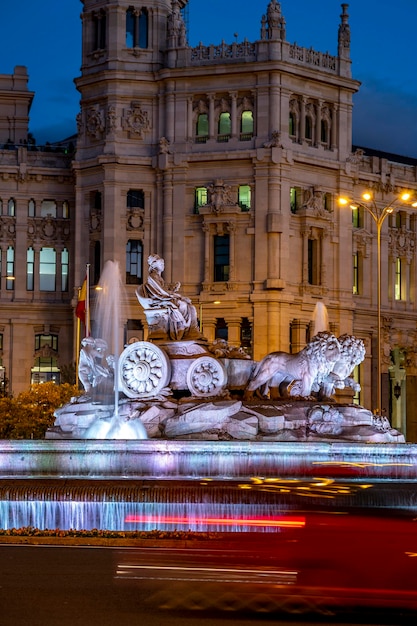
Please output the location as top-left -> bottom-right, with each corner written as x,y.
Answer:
0,382 -> 82,439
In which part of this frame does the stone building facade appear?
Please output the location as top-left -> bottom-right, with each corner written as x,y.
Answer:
1,1 -> 417,439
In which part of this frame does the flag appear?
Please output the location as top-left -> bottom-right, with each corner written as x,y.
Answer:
76,276 -> 87,325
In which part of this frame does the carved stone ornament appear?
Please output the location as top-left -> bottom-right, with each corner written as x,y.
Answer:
127,210 -> 144,231
90,209 -> 101,233
118,341 -> 171,399
86,107 -> 105,139
124,102 -> 151,138
186,356 -> 227,397
206,179 -> 236,214
41,217 -> 57,240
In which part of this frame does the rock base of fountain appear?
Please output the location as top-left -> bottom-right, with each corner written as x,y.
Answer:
48,396 -> 404,444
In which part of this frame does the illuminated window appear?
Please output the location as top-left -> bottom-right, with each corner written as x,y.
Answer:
240,111 -> 254,139
39,247 -> 56,291
290,187 -> 302,214
238,185 -> 251,211
395,258 -> 402,301
214,235 -> 229,282
126,240 -> 143,284
194,187 -> 208,213
6,246 -> 14,291
41,199 -> 57,217
31,357 -> 60,384
218,112 -> 231,140
27,247 -> 34,291
62,201 -> 69,218
35,333 -> 58,351
196,113 -> 208,141
352,205 -> 364,228
62,248 -> 69,292
353,252 -> 359,295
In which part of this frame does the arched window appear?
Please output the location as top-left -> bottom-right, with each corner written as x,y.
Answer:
321,119 -> 329,144
28,199 -> 35,217
196,113 -> 209,142
305,116 -> 312,141
126,240 -> 143,284
218,112 -> 231,140
240,111 -> 254,139
7,198 -> 15,217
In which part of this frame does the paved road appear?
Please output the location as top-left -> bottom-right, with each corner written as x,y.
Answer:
0,544 -> 414,626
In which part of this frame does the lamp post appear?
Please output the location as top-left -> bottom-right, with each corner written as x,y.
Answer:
339,191 -> 417,415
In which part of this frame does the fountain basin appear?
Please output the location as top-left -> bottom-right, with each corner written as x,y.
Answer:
1,439 -> 417,480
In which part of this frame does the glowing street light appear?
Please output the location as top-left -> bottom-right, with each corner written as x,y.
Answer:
339,191 -> 416,415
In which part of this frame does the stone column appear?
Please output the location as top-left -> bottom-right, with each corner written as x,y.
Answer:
227,221 -> 236,282
202,222 -> 210,285
300,97 -> 306,143
187,96 -> 193,141
226,317 -> 241,347
162,172 -> 174,282
230,92 -> 237,138
331,104 -> 338,150
208,94 -> 215,140
316,100 -> 322,147
165,81 -> 175,142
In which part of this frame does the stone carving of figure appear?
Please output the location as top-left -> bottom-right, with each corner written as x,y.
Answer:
78,337 -> 114,392
137,254 -> 203,341
266,0 -> 285,39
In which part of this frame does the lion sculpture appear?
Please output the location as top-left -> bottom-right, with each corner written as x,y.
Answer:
244,332 -> 341,400
315,334 -> 365,399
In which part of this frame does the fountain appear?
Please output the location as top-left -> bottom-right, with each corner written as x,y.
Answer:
0,255 -> 416,533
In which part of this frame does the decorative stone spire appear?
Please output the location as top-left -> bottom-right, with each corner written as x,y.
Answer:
263,0 -> 286,41
167,0 -> 187,48
338,3 -> 351,59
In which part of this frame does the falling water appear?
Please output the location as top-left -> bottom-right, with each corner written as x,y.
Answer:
312,301 -> 329,335
93,260 -> 123,416
83,260 -> 147,439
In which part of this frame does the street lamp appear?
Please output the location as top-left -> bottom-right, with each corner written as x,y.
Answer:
339,191 -> 417,415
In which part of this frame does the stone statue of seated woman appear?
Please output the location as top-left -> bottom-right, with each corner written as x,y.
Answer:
136,254 -> 204,342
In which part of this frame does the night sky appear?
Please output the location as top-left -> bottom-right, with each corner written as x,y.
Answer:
1,0 -> 416,157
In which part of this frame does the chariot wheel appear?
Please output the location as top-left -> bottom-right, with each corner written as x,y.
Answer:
118,341 -> 171,398
186,355 -> 227,397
